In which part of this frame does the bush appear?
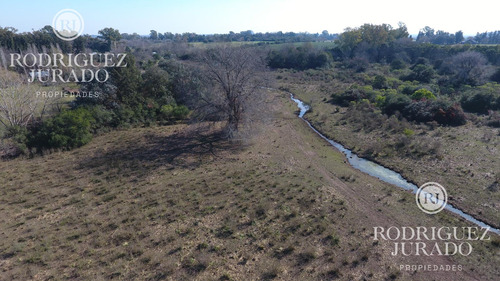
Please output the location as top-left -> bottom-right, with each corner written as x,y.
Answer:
267,44 -> 330,70
491,68 -> 500,83
344,57 -> 369,72
381,93 -> 412,115
398,82 -> 419,96
160,104 -> 190,121
488,119 -> 500,128
461,85 -> 500,114
332,86 -> 378,106
390,59 -> 406,70
1,126 -> 29,157
84,105 -> 117,131
372,75 -> 388,89
433,102 -> 467,126
403,99 -> 466,126
113,106 -> 137,126
403,128 -> 415,137
411,88 -> 436,100
402,63 -> 435,83
402,100 -> 435,122
30,108 -> 95,150
379,93 -> 466,126
486,111 -> 500,128
172,105 -> 189,119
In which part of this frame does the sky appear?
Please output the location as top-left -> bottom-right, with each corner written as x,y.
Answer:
1,0 -> 499,36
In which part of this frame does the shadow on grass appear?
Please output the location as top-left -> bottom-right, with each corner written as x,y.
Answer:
78,125 -> 243,178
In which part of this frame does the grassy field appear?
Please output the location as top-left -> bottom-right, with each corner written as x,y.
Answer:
0,92 -> 499,280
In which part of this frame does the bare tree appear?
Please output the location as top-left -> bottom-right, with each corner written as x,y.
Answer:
197,45 -> 268,138
451,51 -> 490,85
0,69 -> 56,128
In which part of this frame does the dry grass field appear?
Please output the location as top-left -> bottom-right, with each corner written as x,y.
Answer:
1,92 -> 499,280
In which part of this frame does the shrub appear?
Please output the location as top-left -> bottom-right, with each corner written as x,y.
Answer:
85,105 -> 117,131
386,77 -> 404,89
398,82 -> 419,96
402,100 -> 435,122
172,105 -> 189,119
344,57 -> 369,72
461,85 -> 500,114
30,108 -> 95,150
411,88 -> 436,100
267,44 -> 330,70
433,103 -> 466,126
113,106 -> 137,126
402,63 -> 435,83
332,85 -> 378,106
486,111 -> 500,128
1,126 -> 29,157
390,59 -> 406,70
402,99 -> 466,126
491,68 -> 500,83
403,128 -> 415,137
372,75 -> 388,89
160,104 -> 190,120
381,93 -> 412,115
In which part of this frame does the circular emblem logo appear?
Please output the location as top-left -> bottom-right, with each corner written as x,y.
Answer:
416,182 -> 447,214
52,9 -> 84,41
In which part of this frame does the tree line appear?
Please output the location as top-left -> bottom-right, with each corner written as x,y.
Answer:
4,24 -> 500,55
473,31 -> 500,44
0,26 -> 109,53
142,30 -> 337,43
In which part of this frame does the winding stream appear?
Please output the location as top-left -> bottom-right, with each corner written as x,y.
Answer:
290,94 -> 500,235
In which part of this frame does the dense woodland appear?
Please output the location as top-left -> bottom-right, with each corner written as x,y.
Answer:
1,23 -> 500,158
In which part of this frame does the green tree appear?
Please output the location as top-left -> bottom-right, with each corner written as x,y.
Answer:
337,27 -> 362,57
392,22 -> 410,40
98,27 -> 122,50
411,88 -> 436,100
417,26 -> 435,42
72,35 -> 87,53
336,23 -> 409,59
149,30 -> 158,40
359,24 -> 391,48
455,31 -> 464,44
372,75 -> 388,89
76,70 -> 118,108
110,53 -> 142,107
142,66 -> 174,104
405,63 -> 435,83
